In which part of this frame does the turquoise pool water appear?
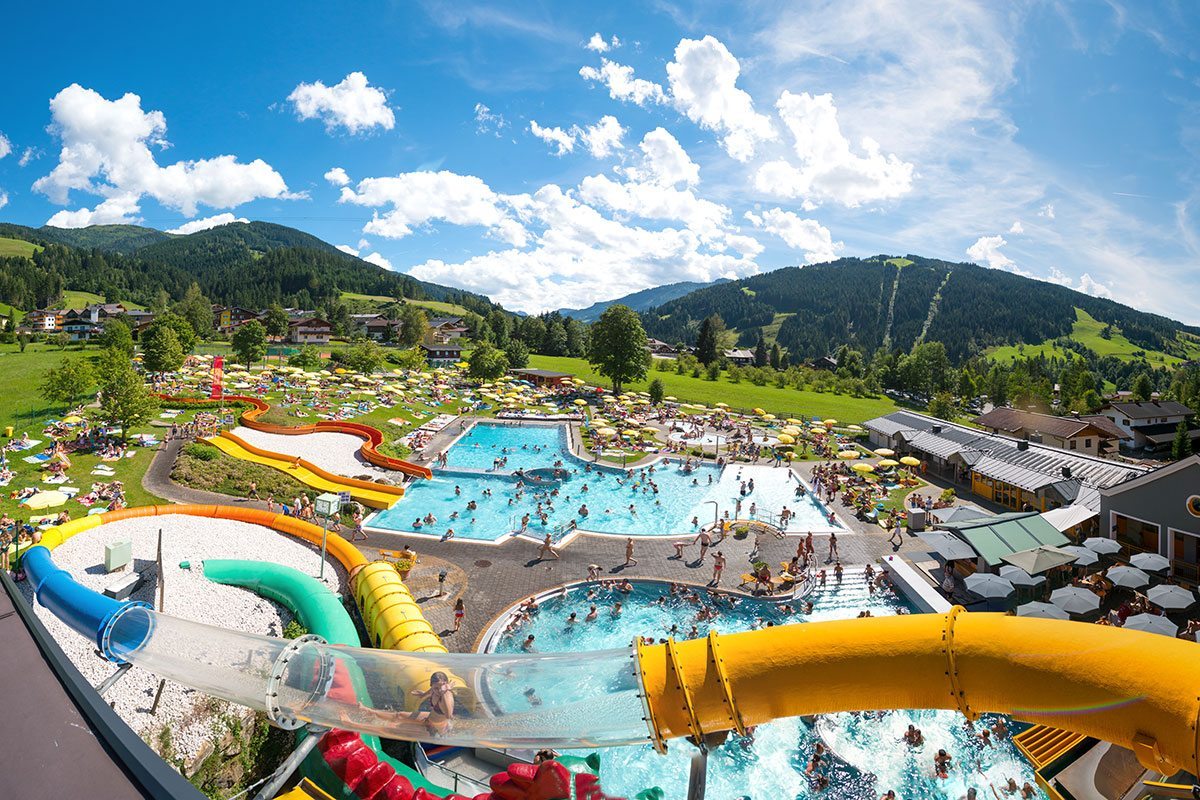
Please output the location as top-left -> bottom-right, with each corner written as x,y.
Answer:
369,422 -> 841,541
488,578 -> 1045,800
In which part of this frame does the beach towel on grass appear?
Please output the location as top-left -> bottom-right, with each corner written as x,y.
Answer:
22,454 -> 50,464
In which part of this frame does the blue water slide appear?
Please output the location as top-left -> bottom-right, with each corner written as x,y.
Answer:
21,545 -> 152,662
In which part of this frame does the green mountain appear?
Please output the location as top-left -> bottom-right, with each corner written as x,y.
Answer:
0,222 -> 172,252
0,220 -> 496,315
641,255 -> 1200,364
557,278 -> 729,323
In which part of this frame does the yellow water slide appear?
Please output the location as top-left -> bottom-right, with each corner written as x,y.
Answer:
204,431 -> 405,509
636,608 -> 1200,776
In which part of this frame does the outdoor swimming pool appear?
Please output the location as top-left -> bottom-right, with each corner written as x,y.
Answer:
486,579 -> 1045,800
367,421 -> 842,541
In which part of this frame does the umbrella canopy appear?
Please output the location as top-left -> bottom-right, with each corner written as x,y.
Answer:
874,448 -> 895,457
851,462 -> 875,473
752,407 -> 766,415
900,456 -> 921,467
573,399 -> 588,406
1105,565 -> 1150,590
1083,537 -> 1122,556
965,572 -> 1016,599
1016,601 -> 1069,620
999,565 -> 1046,588
847,424 -> 864,431
1059,545 -> 1100,568
1050,586 -> 1101,616
777,434 -> 795,444
1146,584 -> 1196,611
917,532 -> 977,561
878,459 -> 900,468
22,490 -> 68,509
1122,613 -> 1178,637
1001,545 -> 1078,575
837,450 -> 859,460
1130,552 -> 1171,573
823,419 -> 838,426
595,427 -> 617,436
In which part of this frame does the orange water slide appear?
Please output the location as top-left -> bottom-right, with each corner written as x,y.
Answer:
158,393 -> 433,479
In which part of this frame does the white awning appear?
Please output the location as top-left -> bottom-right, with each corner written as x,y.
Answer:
1039,505 -> 1097,532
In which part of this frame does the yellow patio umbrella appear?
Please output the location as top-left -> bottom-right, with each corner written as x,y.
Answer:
596,427 -> 617,436
777,433 -> 795,444
455,362 -> 469,369
22,490 -> 68,509
900,456 -> 921,467
875,448 -> 895,457
781,426 -> 801,436
852,462 -> 875,473
753,407 -> 766,415
334,368 -> 348,375
823,418 -> 838,426
664,396 -> 678,401
786,418 -> 803,425
573,399 -> 588,406
847,424 -> 863,431
879,459 -> 900,468
761,413 -> 776,421
641,426 -> 658,434
715,402 -> 730,408
837,450 -> 859,459
622,429 -> 640,437
62,415 -> 83,424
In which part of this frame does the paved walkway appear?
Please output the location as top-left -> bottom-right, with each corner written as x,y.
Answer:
142,437 -> 270,509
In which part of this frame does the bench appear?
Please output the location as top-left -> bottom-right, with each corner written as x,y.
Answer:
103,571 -> 142,601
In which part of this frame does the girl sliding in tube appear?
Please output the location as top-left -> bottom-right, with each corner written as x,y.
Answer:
399,671 -> 456,735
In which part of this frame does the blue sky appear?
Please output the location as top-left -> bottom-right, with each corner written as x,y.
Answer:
1,1 -> 1198,322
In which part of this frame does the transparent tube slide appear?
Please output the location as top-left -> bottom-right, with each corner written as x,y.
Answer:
107,606 -> 654,750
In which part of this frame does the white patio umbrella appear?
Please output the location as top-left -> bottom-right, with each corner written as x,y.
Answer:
1146,584 -> 1196,612
1130,552 -> 1171,574
998,565 -> 1046,589
1122,613 -> 1178,637
1105,565 -> 1151,590
964,572 -> 1016,600
1050,586 -> 1101,616
1015,601 -> 1069,620
1059,545 -> 1100,569
1083,537 -> 1122,556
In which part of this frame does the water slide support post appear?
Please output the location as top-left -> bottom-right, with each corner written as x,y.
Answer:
685,744 -> 706,800
94,662 -> 132,697
250,724 -> 327,800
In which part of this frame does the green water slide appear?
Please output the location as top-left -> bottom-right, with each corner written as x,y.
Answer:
200,559 -> 447,798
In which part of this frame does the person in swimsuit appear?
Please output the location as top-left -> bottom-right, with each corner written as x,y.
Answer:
400,672 -> 456,735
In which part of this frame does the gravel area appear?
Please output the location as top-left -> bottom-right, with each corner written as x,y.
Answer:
232,426 -> 388,479
18,514 -> 346,763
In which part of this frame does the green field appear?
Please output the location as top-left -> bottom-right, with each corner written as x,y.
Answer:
885,257 -> 913,267
528,355 -> 897,424
986,307 -> 1200,366
340,291 -> 469,317
0,236 -> 42,260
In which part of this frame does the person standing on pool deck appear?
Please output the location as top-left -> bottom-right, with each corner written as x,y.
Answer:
624,537 -> 638,566
537,532 -> 560,561
453,598 -> 465,632
827,531 -> 839,562
711,551 -> 726,585
692,529 -> 711,562
888,518 -> 903,547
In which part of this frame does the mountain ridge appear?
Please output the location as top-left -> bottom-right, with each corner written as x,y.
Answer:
557,278 -> 730,322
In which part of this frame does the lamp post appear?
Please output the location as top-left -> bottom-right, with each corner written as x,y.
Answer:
313,492 -> 341,580
703,500 -> 719,540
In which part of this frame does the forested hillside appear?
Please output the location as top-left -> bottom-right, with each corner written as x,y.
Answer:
642,256 -> 1199,364
0,221 -> 495,315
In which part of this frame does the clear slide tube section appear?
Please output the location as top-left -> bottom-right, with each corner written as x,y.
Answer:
106,607 -> 653,749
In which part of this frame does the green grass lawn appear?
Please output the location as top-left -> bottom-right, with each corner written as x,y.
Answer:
528,355 -> 897,424
0,343 -> 169,524
986,307 -> 1200,366
340,291 -> 469,318
52,290 -> 147,311
885,257 -> 913,267
0,236 -> 42,259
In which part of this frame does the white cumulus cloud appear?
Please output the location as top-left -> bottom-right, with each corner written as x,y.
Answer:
966,235 -> 1015,270
362,252 -> 393,270
579,59 -> 666,106
34,84 -> 294,224
529,121 -> 575,156
336,244 -> 359,256
578,115 -> 625,158
473,103 -> 507,136
0,133 -> 10,160
586,33 -> 617,52
0,191 -> 7,210
324,167 -> 351,187
338,169 -> 529,247
1039,203 -> 1055,219
287,72 -> 395,134
166,213 -> 248,235
666,36 -> 776,162
755,91 -> 913,208
1008,220 -> 1024,234
745,209 -> 842,264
